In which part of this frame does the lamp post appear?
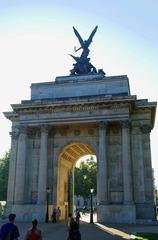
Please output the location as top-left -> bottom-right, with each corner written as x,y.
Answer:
90,187 -> 94,223
45,187 -> 50,223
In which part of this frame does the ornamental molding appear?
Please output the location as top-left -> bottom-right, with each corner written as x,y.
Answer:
13,101 -> 131,115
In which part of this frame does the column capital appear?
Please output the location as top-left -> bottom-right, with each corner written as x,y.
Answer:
40,125 -> 50,134
9,130 -> 19,139
18,126 -> 28,134
141,124 -> 151,134
98,121 -> 108,129
27,127 -> 36,138
121,120 -> 131,128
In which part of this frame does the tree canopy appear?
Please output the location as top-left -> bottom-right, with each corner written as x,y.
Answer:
0,151 -> 10,200
74,156 -> 97,198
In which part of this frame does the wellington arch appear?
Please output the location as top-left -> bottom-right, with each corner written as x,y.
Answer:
4,73 -> 157,223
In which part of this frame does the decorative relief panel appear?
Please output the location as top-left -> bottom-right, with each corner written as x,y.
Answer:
15,101 -> 131,114
74,129 -> 80,136
88,128 -> 95,135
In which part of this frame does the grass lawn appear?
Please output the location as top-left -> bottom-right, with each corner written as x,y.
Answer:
135,232 -> 158,240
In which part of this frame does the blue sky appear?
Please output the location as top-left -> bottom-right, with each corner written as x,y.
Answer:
0,0 -> 158,183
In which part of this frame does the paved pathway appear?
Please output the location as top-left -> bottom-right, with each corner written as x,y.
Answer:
1,219 -> 158,239
11,221 -> 125,240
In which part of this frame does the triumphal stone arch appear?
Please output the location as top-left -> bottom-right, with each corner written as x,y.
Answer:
4,27 -> 157,223
4,73 -> 156,223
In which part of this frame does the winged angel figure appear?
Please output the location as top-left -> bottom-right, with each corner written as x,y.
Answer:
70,26 -> 98,75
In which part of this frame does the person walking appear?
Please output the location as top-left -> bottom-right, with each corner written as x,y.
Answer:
0,213 -> 20,240
66,213 -> 74,240
25,219 -> 42,240
51,208 -> 57,223
69,220 -> 81,240
56,207 -> 61,222
75,209 -> 81,226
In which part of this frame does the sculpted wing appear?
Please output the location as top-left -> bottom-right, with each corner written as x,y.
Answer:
73,27 -> 84,47
69,54 -> 79,62
86,25 -> 98,46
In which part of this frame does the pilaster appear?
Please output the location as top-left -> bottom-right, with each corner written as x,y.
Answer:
37,125 -> 49,204
14,126 -> 27,204
7,129 -> 19,204
131,124 -> 145,203
97,121 -> 108,205
141,124 -> 154,203
121,120 -> 133,203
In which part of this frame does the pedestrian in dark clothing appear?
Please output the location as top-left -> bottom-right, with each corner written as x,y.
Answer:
69,220 -> 81,240
66,213 -> 74,240
51,208 -> 57,223
56,207 -> 61,222
75,209 -> 81,226
0,213 -> 20,240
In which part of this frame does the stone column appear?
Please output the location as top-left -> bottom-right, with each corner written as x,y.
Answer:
131,125 -> 145,203
121,120 -> 133,203
7,129 -> 19,204
141,125 -> 154,202
14,127 -> 27,204
97,121 -> 108,205
37,126 -> 49,204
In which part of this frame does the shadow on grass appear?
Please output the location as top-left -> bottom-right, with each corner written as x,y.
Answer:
135,232 -> 158,240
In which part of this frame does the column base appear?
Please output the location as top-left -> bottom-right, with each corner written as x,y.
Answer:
97,204 -> 136,224
10,204 -> 47,222
135,203 -> 156,221
3,203 -> 13,219
99,200 -> 109,205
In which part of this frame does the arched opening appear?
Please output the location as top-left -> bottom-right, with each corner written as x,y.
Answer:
74,154 -> 97,222
57,142 -> 97,221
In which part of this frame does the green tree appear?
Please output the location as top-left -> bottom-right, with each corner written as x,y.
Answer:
74,156 -> 97,199
0,151 -> 10,200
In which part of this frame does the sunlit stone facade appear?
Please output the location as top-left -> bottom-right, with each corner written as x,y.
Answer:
4,74 -> 157,223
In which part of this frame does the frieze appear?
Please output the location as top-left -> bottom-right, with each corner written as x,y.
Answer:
13,101 -> 131,114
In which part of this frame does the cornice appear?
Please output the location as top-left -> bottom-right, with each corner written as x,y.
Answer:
11,95 -> 136,113
11,101 -> 133,115
3,112 -> 18,121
